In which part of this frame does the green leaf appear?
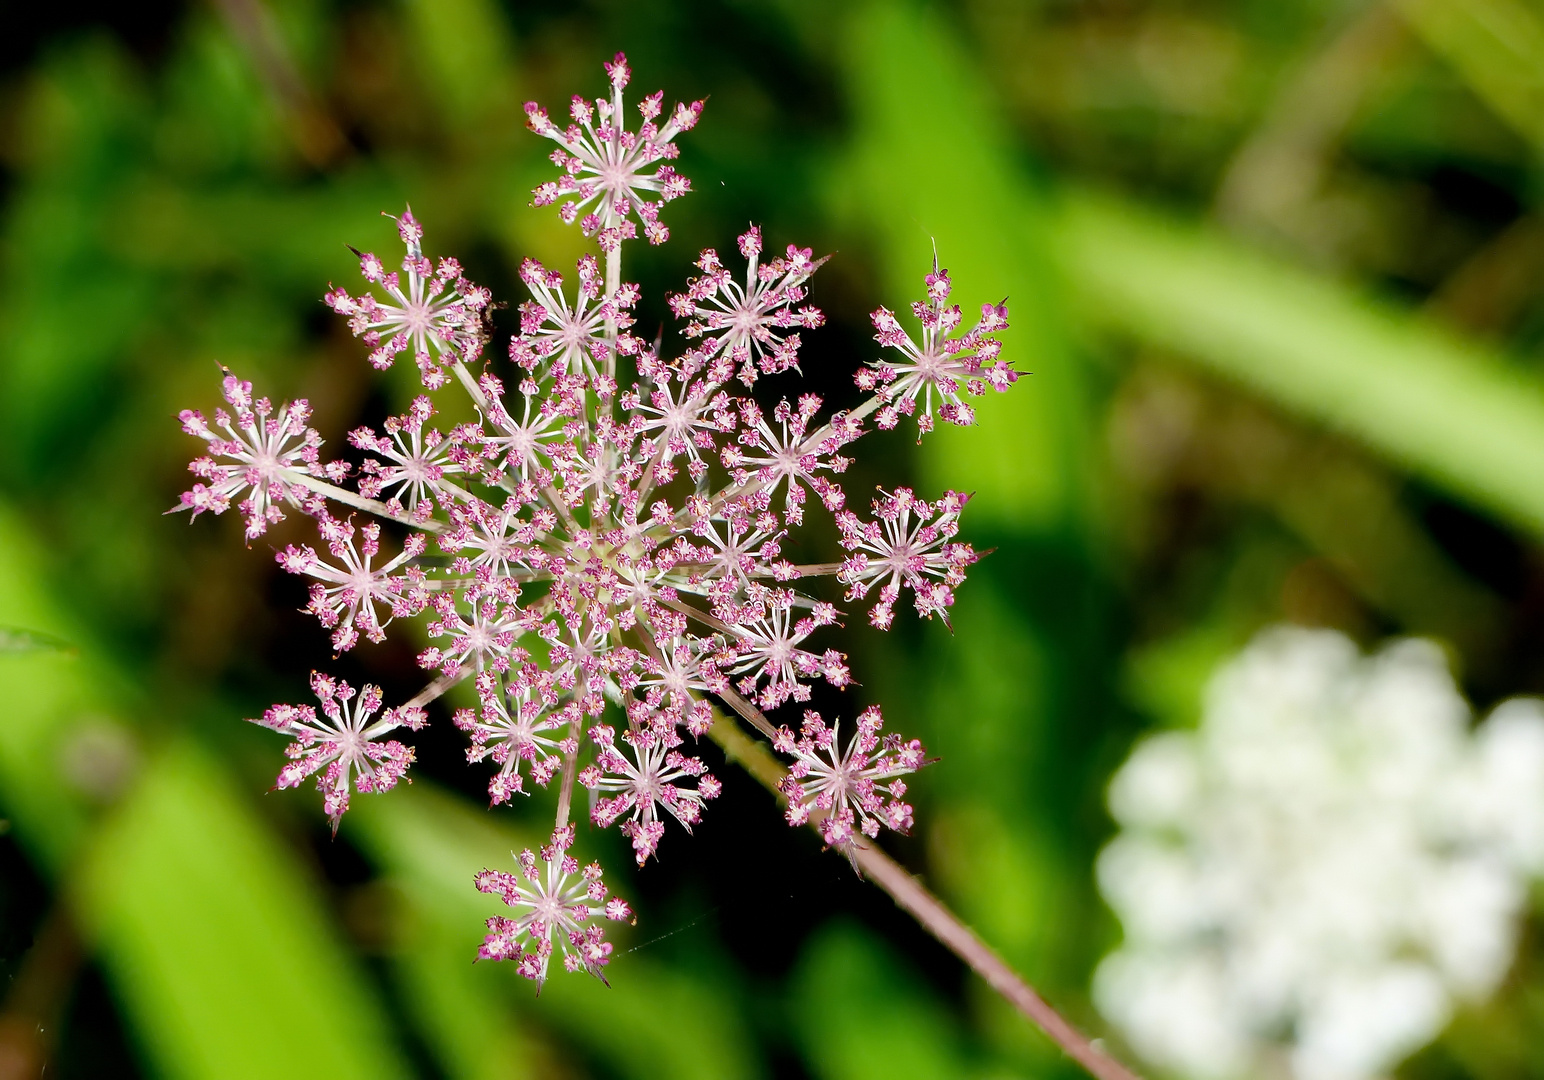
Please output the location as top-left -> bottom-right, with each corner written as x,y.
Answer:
75,743 -> 413,1080
399,0 -> 518,129
1055,187 -> 1544,538
389,911 -> 536,1080
0,502 -> 410,1080
0,41 -> 160,480
832,7 -> 1108,1048
0,504 -> 112,867
1391,0 -> 1544,150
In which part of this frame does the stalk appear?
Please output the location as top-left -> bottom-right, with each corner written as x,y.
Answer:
708,715 -> 1144,1080
283,471 -> 446,533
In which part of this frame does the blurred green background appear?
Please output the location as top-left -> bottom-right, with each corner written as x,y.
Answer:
3,0 -> 1544,1077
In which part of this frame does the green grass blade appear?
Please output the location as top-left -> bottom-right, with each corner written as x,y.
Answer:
0,503 -> 410,1080
0,505 -> 121,867
1055,187 -> 1544,536
1392,0 -> 1544,149
76,743 -> 413,1080
399,0 -> 518,129
791,921 -> 971,1080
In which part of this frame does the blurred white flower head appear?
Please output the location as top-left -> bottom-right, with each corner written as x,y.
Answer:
1094,626 -> 1544,1080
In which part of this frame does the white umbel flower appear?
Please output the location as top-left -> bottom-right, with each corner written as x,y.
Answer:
1095,626 -> 1544,1080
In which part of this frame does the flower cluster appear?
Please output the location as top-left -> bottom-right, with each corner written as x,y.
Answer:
324,210 -> 491,390
582,722 -> 721,865
836,487 -> 976,629
475,825 -> 632,987
775,706 -> 926,847
176,53 -> 1015,982
253,673 -> 425,832
1095,627 -> 1544,1080
524,51 -> 700,249
175,376 -> 322,541
860,262 -> 1014,436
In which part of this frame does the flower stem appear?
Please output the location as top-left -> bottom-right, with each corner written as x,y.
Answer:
716,685 -> 780,740
555,671 -> 588,829
849,846 -> 1142,1080
283,471 -> 446,534
707,714 -> 1144,1080
405,672 -> 466,710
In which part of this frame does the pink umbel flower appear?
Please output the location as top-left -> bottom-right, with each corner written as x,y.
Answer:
836,487 -> 977,630
252,673 -> 424,833
324,208 -> 490,389
349,395 -> 464,517
456,667 -> 572,804
514,255 -> 643,381
582,723 -> 721,865
174,372 -> 321,540
670,226 -> 827,386
725,394 -> 849,526
860,258 -> 1014,437
178,52 -> 1016,985
524,51 -> 702,248
775,706 -> 925,846
475,825 -> 632,987
723,593 -> 847,709
277,513 -> 426,652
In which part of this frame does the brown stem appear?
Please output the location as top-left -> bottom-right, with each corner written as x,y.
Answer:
417,569 -> 556,590
450,360 -> 495,416
0,904 -> 83,1080
769,562 -> 844,578
542,484 -> 583,536
1213,1 -> 1407,233
849,845 -> 1141,1080
707,715 -> 1144,1080
666,561 -> 843,579
212,0 -> 350,169
657,593 -> 738,637
400,671 -> 469,712
715,686 -> 780,741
